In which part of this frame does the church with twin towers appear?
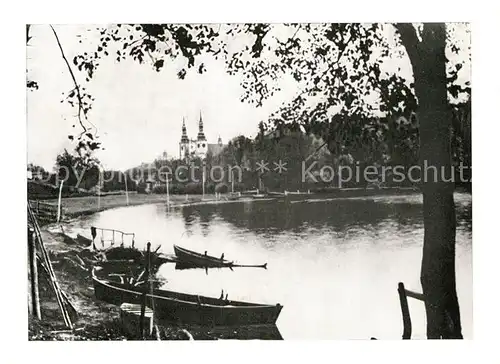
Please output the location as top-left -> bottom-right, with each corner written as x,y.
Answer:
179,112 -> 225,161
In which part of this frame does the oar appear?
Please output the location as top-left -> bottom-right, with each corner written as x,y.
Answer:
229,263 -> 267,269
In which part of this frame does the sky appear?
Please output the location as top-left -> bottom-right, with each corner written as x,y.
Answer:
27,25 -> 298,171
26,24 -> 470,172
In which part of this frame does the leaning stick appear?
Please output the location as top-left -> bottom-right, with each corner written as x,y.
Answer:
29,206 -> 73,327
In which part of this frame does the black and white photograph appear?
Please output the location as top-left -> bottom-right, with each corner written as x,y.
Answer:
25,21 -> 472,342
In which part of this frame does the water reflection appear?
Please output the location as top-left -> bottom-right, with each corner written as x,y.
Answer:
211,197 -> 421,235
154,321 -> 283,340
68,192 -> 472,339
181,205 -> 195,236
177,193 -> 471,244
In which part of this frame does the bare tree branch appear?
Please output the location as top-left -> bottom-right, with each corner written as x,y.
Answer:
289,24 -> 301,43
50,25 -> 88,134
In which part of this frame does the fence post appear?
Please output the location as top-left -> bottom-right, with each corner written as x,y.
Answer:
397,282 -> 412,339
28,227 -> 41,320
140,242 -> 151,339
57,181 -> 64,223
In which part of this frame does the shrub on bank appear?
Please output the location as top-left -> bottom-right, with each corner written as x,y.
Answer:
215,183 -> 229,193
136,182 -> 147,194
152,185 -> 167,194
183,182 -> 202,195
137,181 -> 246,195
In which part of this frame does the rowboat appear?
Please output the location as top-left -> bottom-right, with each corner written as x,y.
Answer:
105,247 -> 170,267
92,268 -> 283,326
105,246 -> 144,261
227,192 -> 241,201
251,194 -> 267,199
77,233 -> 93,246
174,245 -> 234,268
174,245 -> 268,269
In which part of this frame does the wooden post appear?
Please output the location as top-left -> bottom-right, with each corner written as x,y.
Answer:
166,173 -> 170,211
90,226 -> 97,251
123,172 -> 129,206
140,242 -> 151,339
398,282 -> 412,340
202,166 -> 205,200
97,172 -> 101,210
57,181 -> 64,223
28,228 -> 41,320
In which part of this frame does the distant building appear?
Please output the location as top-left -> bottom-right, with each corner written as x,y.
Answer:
27,166 -> 45,181
179,112 -> 225,160
207,136 -> 225,158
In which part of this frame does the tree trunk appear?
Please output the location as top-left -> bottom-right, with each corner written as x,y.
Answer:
397,23 -> 463,339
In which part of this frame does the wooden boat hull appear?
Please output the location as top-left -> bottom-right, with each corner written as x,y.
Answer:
93,270 -> 282,326
101,247 -> 169,266
76,234 -> 93,246
251,194 -> 267,198
174,245 -> 234,268
174,262 -> 231,271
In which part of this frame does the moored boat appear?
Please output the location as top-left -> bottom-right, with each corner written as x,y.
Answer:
104,246 -> 170,266
92,268 -> 283,326
77,233 -> 93,246
173,245 -> 234,267
227,191 -> 241,200
251,194 -> 267,198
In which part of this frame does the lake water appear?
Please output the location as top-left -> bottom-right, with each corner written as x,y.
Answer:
66,192 -> 472,340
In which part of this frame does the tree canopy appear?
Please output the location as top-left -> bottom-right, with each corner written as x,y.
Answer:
27,24 -> 470,169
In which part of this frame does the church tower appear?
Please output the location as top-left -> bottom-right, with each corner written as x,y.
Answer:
195,111 -> 208,158
179,118 -> 190,159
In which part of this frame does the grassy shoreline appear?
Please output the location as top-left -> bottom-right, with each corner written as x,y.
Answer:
29,218 -> 212,340
58,192 -> 218,218
30,191 -> 250,340
45,187 -> 427,219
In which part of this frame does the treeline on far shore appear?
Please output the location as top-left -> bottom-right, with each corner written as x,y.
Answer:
28,177 -> 470,201
28,104 -> 471,201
